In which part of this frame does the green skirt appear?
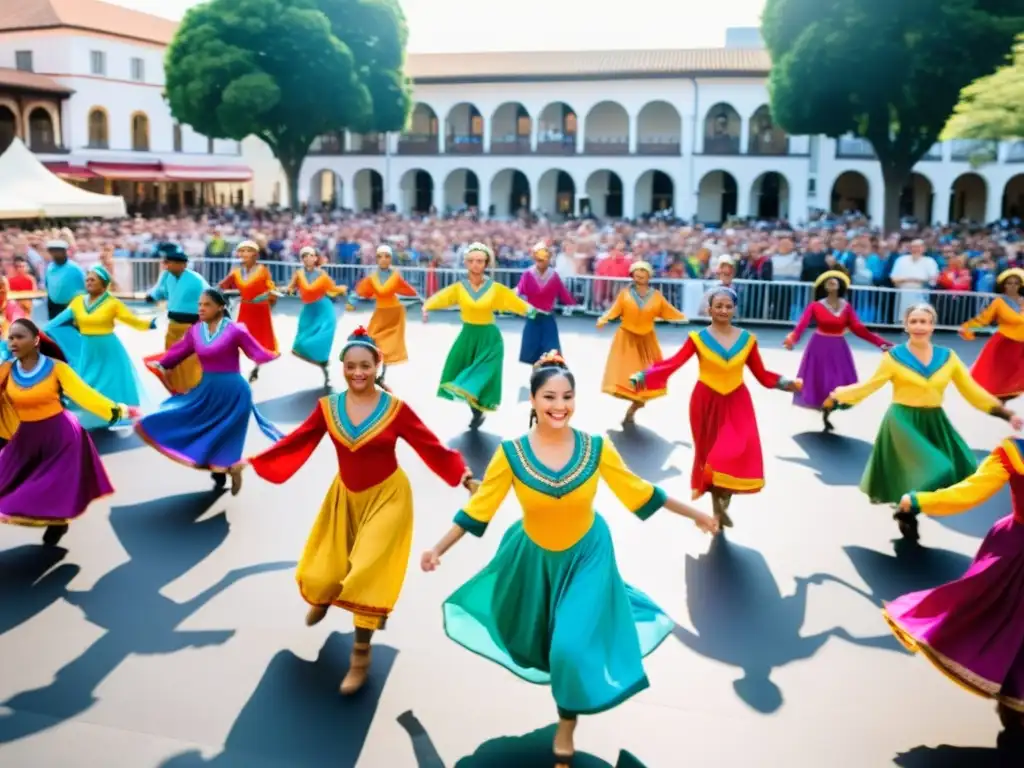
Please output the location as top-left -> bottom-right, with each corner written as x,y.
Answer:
442,515 -> 673,716
437,323 -> 504,412
860,404 -> 977,504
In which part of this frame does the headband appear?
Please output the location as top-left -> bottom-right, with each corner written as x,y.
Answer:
465,242 -> 493,262
89,264 -> 111,285
340,326 -> 380,359
236,240 -> 260,254
629,261 -> 653,276
155,242 -> 188,262
299,246 -> 317,258
705,285 -> 738,304
376,245 -> 393,257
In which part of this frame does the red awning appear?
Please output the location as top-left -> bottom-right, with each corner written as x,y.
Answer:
44,162 -> 98,181
162,164 -> 253,182
87,162 -> 167,181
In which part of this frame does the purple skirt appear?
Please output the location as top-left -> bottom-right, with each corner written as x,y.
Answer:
884,514 -> 1024,712
0,412 -> 113,526
793,333 -> 858,410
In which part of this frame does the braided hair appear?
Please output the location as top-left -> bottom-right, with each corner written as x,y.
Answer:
528,350 -> 574,428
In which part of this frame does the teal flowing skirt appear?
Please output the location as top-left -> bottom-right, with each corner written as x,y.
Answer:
292,297 -> 336,366
47,324 -> 83,369
437,323 -> 504,411
443,514 -> 673,715
68,333 -> 148,430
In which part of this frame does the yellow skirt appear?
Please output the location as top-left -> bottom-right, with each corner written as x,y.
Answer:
367,304 -> 408,364
297,466 -> 414,630
164,321 -> 202,394
601,327 -> 667,403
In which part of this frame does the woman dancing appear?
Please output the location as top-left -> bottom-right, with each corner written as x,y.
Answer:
422,242 -> 538,430
825,303 -> 1020,540
631,286 -> 800,527
239,327 -> 473,694
422,352 -> 717,766
597,261 -> 686,425
138,288 -> 282,495
889,438 -> 1024,731
219,240 -> 278,383
783,269 -> 891,432
516,241 -> 576,365
44,264 -> 155,430
960,267 -> 1024,402
287,246 -> 347,387
353,245 -> 418,369
0,319 -> 134,545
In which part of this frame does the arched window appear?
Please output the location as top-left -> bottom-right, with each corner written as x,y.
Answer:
87,108 -> 108,148
28,107 -> 55,150
131,112 -> 149,151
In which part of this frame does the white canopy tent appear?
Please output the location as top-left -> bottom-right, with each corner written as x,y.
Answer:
0,138 -> 126,219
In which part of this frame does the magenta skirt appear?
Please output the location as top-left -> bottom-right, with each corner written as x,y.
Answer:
793,333 -> 859,410
884,514 -> 1024,712
0,412 -> 114,526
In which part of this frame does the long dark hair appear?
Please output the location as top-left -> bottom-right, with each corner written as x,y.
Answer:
11,318 -> 67,362
528,352 -> 574,428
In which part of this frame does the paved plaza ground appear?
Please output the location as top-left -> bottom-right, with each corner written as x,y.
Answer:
0,304 -> 1018,767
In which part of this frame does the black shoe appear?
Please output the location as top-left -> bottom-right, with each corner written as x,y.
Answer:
469,410 -> 485,430
822,410 -> 835,433
893,511 -> 920,541
248,367 -> 260,384
42,525 -> 68,546
212,472 -> 227,488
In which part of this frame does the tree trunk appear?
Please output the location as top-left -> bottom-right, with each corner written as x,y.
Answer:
880,163 -> 912,234
279,152 -> 303,212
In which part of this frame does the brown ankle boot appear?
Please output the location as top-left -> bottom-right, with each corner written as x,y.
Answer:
340,642 -> 371,695
305,605 -> 328,627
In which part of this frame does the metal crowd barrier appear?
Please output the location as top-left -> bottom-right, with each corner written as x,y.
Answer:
110,257 -> 999,333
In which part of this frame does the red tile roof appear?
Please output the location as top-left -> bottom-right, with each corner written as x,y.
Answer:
0,67 -> 72,94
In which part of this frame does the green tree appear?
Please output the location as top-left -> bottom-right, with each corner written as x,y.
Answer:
762,0 -> 1024,230
943,34 -> 1024,141
165,0 -> 411,210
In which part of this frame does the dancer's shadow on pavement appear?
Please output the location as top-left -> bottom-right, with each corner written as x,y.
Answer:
894,735 -> 1023,767
253,387 -> 327,424
0,490 -> 294,745
160,632 -> 397,767
778,431 -> 873,487
0,544 -> 79,638
836,541 -> 973,608
605,425 -> 689,484
397,711 -> 648,768
448,431 -> 502,479
673,536 -> 900,714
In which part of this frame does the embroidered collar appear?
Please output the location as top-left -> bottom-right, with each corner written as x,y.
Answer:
629,286 -> 654,308
461,278 -> 493,301
302,268 -> 321,281
503,430 -> 601,498
201,317 -> 230,345
1000,295 -> 1024,314
12,355 -> 54,387
817,298 -> 847,316
889,343 -> 951,379
323,391 -> 400,450
697,328 -> 751,362
531,266 -> 554,284
375,268 -> 394,284
83,292 -> 110,313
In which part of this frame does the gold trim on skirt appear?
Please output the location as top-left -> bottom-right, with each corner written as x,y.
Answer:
164,321 -> 202,394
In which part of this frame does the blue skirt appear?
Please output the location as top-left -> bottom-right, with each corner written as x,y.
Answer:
519,313 -> 562,365
292,297 -> 336,366
442,514 -> 672,715
47,324 -> 83,370
135,371 -> 282,471
69,333 -> 147,430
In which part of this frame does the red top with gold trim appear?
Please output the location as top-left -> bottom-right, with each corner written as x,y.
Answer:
248,391 -> 467,492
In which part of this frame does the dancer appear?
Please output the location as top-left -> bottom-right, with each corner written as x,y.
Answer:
138,288 -> 282,495
889,439 -> 1024,730
960,267 -> 1024,402
597,261 -> 686,425
287,246 -> 347,387
8,257 -> 40,316
43,239 -> 85,366
0,319 -> 133,545
219,240 -> 278,383
44,265 -> 155,430
631,286 -> 800,528
142,242 -> 209,395
422,242 -> 538,429
825,303 -> 1020,540
422,352 -> 717,767
353,244 -> 417,370
238,327 -> 474,694
515,241 -> 576,365
783,269 -> 891,431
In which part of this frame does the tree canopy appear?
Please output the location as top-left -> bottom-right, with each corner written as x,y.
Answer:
762,0 -> 1024,229
943,34 -> 1024,140
165,0 -> 411,209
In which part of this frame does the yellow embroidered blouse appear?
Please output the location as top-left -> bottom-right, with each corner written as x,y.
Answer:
597,287 -> 686,335
908,438 -> 1024,521
454,430 -> 667,552
830,343 -> 999,411
962,297 -> 1024,342
423,279 -> 530,325
0,356 -> 121,432
45,293 -> 154,336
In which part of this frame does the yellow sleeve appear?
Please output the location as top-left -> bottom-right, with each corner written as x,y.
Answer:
655,291 -> 687,322
0,365 -> 18,439
911,450 -> 1010,517
54,360 -> 120,421
113,297 -> 154,331
494,283 -> 530,315
453,447 -> 513,536
597,438 -> 666,520
423,282 -> 461,312
831,354 -> 893,406
950,352 -> 1001,413
963,300 -> 999,332
600,289 -> 626,323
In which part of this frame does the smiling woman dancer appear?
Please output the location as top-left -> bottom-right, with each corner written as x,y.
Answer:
422,242 -> 540,430
825,303 -> 1021,541
422,352 -> 717,767
287,246 -> 347,387
631,286 -> 801,528
353,245 -> 418,372
139,288 -> 282,495
960,267 -> 1024,402
0,319 -> 135,546
219,240 -> 279,383
238,327 -> 473,695
44,264 -> 155,430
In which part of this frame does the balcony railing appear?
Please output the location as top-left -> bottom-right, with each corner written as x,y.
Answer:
703,135 -> 740,155
349,135 -> 384,155
835,136 -> 876,159
397,134 -> 439,155
309,134 -> 343,155
747,136 -> 789,156
584,137 -> 629,155
446,135 -> 483,154
636,138 -> 681,156
536,136 -> 576,155
1007,141 -> 1024,162
490,136 -> 531,155
950,139 -> 997,162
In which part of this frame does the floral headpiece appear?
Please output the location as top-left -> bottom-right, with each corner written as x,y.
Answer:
533,350 -> 568,371
465,242 -> 494,264
340,326 -> 380,359
532,241 -> 551,259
